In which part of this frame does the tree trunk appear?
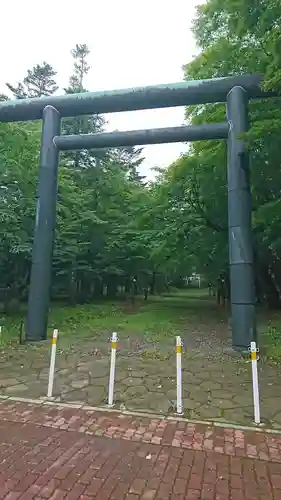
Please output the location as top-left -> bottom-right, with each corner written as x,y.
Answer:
68,264 -> 77,305
150,272 -> 156,295
107,278 -> 117,299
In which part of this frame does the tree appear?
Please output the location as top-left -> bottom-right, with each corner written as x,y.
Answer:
110,146 -> 146,183
62,44 -> 105,170
6,62 -> 58,98
1,41 -> 187,317
158,0 -> 281,304
0,121 -> 41,310
65,44 -> 90,94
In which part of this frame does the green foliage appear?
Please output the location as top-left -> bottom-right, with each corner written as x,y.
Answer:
152,0 -> 281,303
6,62 -> 58,98
0,121 -> 41,297
0,290 -> 219,347
2,0 -> 281,323
0,45 -> 181,312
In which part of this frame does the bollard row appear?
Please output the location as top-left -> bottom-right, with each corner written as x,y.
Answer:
46,332 -> 261,424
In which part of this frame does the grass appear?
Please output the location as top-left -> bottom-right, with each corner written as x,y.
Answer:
260,317 -> 281,362
0,289 -> 211,346
49,288 -> 230,345
1,288 -> 281,362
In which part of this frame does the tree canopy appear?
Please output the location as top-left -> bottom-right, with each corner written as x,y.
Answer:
0,45 -> 171,311
156,0 -> 281,305
1,0 -> 281,313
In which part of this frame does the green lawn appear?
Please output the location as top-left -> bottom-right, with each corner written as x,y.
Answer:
1,288 -> 281,361
260,312 -> 281,361
0,289 -> 224,345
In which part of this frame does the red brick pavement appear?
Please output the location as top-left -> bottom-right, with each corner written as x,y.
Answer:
0,399 -> 281,499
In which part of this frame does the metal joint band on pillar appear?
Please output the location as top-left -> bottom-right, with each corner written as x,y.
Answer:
226,86 -> 256,349
26,106 -> 61,342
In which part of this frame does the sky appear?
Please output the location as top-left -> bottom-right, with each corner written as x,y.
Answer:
0,0 -> 203,179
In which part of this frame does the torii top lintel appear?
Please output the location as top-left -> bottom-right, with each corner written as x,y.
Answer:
0,74 -> 270,123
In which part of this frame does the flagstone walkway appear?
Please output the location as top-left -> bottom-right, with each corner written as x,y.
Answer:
1,329 -> 281,428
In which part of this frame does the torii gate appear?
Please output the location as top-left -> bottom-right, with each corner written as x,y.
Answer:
0,74 -> 272,348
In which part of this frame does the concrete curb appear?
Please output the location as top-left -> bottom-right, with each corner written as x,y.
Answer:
1,394 -> 281,436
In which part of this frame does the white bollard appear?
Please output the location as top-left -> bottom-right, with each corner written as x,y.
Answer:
47,329 -> 58,398
108,332 -> 118,407
176,336 -> 183,415
250,341 -> 260,425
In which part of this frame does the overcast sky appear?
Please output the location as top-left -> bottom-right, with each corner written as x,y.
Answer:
0,0 -> 203,178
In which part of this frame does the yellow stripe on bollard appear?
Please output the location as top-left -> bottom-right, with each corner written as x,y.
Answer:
111,341 -> 117,349
251,351 -> 257,361
52,338 -> 57,345
176,345 -> 182,354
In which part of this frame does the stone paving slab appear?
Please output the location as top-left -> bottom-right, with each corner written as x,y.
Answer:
1,333 -> 281,428
0,400 -> 281,499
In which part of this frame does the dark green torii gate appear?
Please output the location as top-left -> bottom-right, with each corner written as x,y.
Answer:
0,74 -> 270,348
